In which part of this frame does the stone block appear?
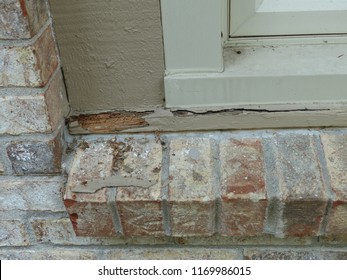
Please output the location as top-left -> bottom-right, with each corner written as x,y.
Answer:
64,141 -> 117,237
0,178 -> 65,211
0,26 -> 58,87
168,138 -> 215,236
6,131 -> 63,174
0,0 -> 48,39
220,139 -> 267,236
0,71 -> 68,135
0,220 -> 29,246
115,138 -> 164,236
274,134 -> 328,237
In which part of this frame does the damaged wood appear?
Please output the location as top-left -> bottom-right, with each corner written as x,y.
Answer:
68,111 -> 150,133
67,105 -> 347,134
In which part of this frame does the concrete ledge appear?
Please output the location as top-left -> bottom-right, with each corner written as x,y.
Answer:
63,130 -> 347,238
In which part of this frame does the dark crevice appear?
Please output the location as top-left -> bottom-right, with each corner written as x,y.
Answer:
172,108 -> 330,116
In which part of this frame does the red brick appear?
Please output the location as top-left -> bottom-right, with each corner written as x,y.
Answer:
32,26 -> 59,87
64,141 -> 116,237
220,139 -> 267,236
168,138 -> 215,236
115,139 -> 164,236
275,134 -> 328,237
64,190 -> 116,237
321,134 -> 347,237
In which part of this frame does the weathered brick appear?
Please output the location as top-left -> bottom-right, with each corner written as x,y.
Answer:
105,248 -> 241,260
0,220 -> 29,246
244,248 -> 347,260
220,139 -> 267,236
321,134 -> 347,237
115,138 -> 164,236
274,134 -> 328,237
31,218 -> 75,243
0,249 -> 97,260
30,218 -> 106,245
0,71 -> 68,135
0,0 -> 48,39
64,141 -> 117,237
0,26 -> 58,87
6,131 -> 63,174
168,138 -> 215,236
0,178 -> 65,211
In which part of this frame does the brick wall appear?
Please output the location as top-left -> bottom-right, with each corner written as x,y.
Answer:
0,0 -> 69,253
1,1 -> 347,260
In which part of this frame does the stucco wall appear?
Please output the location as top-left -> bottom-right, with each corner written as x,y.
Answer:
49,0 -> 165,114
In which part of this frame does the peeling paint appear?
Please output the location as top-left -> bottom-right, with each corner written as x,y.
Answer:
67,106 -> 347,134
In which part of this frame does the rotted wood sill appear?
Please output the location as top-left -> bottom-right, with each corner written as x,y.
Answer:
67,104 -> 347,134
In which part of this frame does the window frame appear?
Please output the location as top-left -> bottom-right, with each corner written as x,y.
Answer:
160,0 -> 347,112
230,0 -> 347,37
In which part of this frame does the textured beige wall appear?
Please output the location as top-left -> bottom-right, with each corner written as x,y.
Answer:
49,0 -> 165,113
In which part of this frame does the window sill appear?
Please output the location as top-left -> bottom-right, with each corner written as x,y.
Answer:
165,42 -> 347,110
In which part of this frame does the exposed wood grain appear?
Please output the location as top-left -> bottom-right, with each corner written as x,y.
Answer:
67,107 -> 347,134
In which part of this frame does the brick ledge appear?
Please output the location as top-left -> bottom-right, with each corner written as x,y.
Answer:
63,130 -> 347,238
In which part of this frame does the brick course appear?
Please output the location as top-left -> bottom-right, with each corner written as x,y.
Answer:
60,131 -> 347,241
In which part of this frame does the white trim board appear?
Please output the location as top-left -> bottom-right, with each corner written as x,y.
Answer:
165,43 -> 347,109
160,0 -> 226,74
161,0 -> 347,112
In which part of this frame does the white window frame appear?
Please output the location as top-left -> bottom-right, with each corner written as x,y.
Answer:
161,0 -> 347,111
230,0 -> 347,37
